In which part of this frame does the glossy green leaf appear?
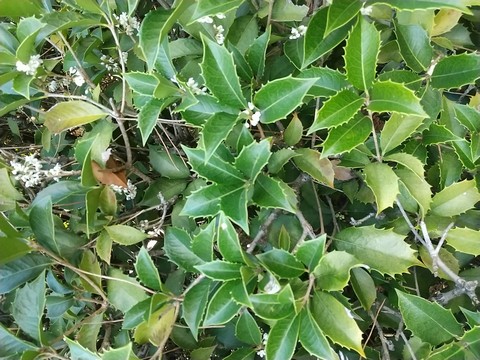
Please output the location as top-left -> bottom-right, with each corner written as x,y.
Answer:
395,22 -> 433,72
364,162 -> 400,213
107,268 -> 148,313
245,27 -> 270,79
0,323 -> 36,357
0,237 -> 30,266
223,348 -> 256,360
299,67 -> 349,97
396,290 -> 463,346
313,251 -> 362,291
43,101 -> 107,134
200,113 -> 239,161
191,221 -> 215,262
430,180 -> 480,217
380,114 -> 424,155
370,0 -> 471,13
453,140 -> 476,170
216,212 -> 245,263
235,310 -> 262,345
299,308 -> 336,360
384,152 -> 425,178
422,124 -> 462,145
446,227 -> 480,256
101,343 -> 133,360
344,16 -> 380,91
12,271 -> 45,341
265,314 -> 300,360
368,81 -> 428,117
350,268 -> 377,311
453,103 -> 480,132
149,147 -> 190,179
65,338 -> 101,360
284,114 -> 303,146
335,226 -> 421,275
79,250 -> 101,294
77,311 -> 103,351
135,247 -> 162,291
183,278 -> 211,340
308,89 -> 364,133
296,235 -> 326,271
234,139 -> 271,182
293,148 -> 334,187
427,326 -> 480,360
311,291 -> 365,357
326,0 -> 362,35
201,34 -> 246,109
0,254 -> 51,295
257,248 -> 305,278
431,53 -> 480,89
254,76 -> 317,124
377,69 -> 423,91
191,0 -> 244,21
134,303 -> 176,346
396,168 -> 432,217
321,115 -> 371,158
203,280 -> 243,326
303,7 -> 353,68
104,225 -> 147,246
268,148 -> 299,174
124,72 -> 158,96
138,98 -> 169,145
195,261 -> 242,281
164,227 -> 205,272
249,286 -> 295,320
252,174 -> 297,213
259,0 -> 308,21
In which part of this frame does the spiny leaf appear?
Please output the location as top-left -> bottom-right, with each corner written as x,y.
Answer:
363,162 -> 400,213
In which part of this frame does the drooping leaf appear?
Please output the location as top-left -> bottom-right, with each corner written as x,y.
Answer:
395,168 -> 432,217
308,89 -> 364,133
245,27 -> 270,79
380,114 -> 425,155
311,291 -> 365,356
183,277 -> 211,340
191,220 -> 215,262
395,22 -> 433,72
299,67 -> 349,97
201,34 -> 246,109
104,225 -> 147,246
430,179 -> 480,217
293,148 -> 334,187
350,268 -> 377,311
43,101 -> 107,134
164,227 -> 205,272
257,248 -> 305,278
396,290 -> 463,346
335,226 -> 421,275
203,280 -> 243,326
134,303 -> 177,346
252,174 -> 297,213
0,323 -> 36,357
430,53 -> 480,89
265,314 -> 300,360
368,81 -> 428,117
313,251 -> 362,291
235,310 -> 262,345
344,16 -> 380,91
135,247 -> 163,291
195,260 -> 242,281
254,76 -> 317,124
321,115 -> 371,158
299,308 -> 336,360
200,113 -> 239,161
363,162 -> 400,213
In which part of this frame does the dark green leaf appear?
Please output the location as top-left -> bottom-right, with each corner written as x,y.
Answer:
200,113 -> 239,161
107,268 -> 148,313
245,27 -> 270,79
252,174 -> 297,213
0,323 -> 36,357
363,162 -> 400,213
422,124 -> 462,145
196,261 -> 242,281
217,212 -> 245,263
164,227 -> 205,272
350,268 -> 377,311
191,221 -> 215,262
124,72 -> 158,96
191,0 -> 244,21
203,280 -> 243,326
313,251 -> 362,291
326,0 -> 362,35
235,310 -> 262,345
65,338 -> 100,360
299,67 -> 349,97
257,248 -> 305,278
138,98 -> 170,145
395,22 -> 433,72
265,314 -> 300,360
296,235 -> 326,271
431,53 -> 480,89
183,278 -> 212,340
149,147 -> 190,179
0,254 -> 51,294
293,149 -> 334,187
453,103 -> 480,132
299,308 -> 336,360
135,247 -> 162,291
234,138 -> 271,182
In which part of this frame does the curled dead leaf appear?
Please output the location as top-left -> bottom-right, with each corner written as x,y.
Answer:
91,158 -> 127,188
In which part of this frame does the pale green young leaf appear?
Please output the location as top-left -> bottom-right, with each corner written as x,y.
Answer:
284,114 -> 303,146
107,268 -> 148,313
268,148 -> 299,174
134,303 -> 176,346
431,53 -> 480,89
430,180 -> 480,217
12,73 -> 34,99
453,103 -> 480,132
229,44 -> 254,82
303,7 -> 353,68
313,251 -> 362,291
395,22 -> 433,72
335,226 -> 421,275
203,280 -> 243,326
235,310 -> 262,345
258,0 -> 308,21
12,271 -> 45,341
0,168 -> 23,211
135,247 -> 162,291
350,268 -> 377,311
44,101 -> 107,134
368,81 -> 427,117
308,89 -> 364,133
265,314 -> 300,360
311,291 -> 365,357
183,278 -> 211,340
254,77 -> 317,124
0,237 -> 30,266
395,168 -> 432,217
201,34 -> 246,109
380,114 -> 424,155
364,162 -> 400,213
396,290 -> 463,346
293,148 -> 334,187
446,227 -> 480,256
200,113 -> 239,161
164,227 -> 205,272
234,138 -> 271,182
422,124 -> 462,145
245,27 -> 270,79
384,152 -> 425,178
77,311 -> 104,351
191,0 -> 244,21
124,72 -> 158,96
321,115 -> 371,158
371,0 -> 471,13
257,248 -> 305,278
419,247 -> 460,280
195,260 -> 242,281
217,212 -> 245,263
65,338 -> 101,360
344,16 -> 380,91
299,308 -> 336,360
252,174 -> 297,213
104,225 -> 147,246
249,289 -> 295,320
325,0 -> 362,35
79,250 -> 101,294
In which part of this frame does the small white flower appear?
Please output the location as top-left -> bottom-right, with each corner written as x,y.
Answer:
250,111 -> 261,126
325,0 -> 333,5
68,67 -> 85,86
147,225 -> 163,237
289,26 -> 307,40
256,349 -> 266,358
186,77 -> 207,95
220,223 -> 228,230
262,332 -> 269,344
360,5 -> 373,16
46,163 -> 62,182
247,102 -> 255,111
48,80 -> 58,92
197,16 -> 214,24
146,239 -> 157,250
215,13 -> 226,19
16,54 -> 43,76
114,12 -> 140,35
213,24 -> 225,45
101,148 -> 112,163
125,179 -> 137,200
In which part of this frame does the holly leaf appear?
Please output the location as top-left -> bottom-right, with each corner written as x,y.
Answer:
363,162 -> 400,213
431,53 -> 480,89
430,179 -> 480,217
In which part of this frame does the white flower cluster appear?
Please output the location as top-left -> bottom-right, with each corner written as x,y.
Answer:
197,13 -> 226,45
114,12 -> 140,36
256,333 -> 269,358
360,5 -> 373,16
110,179 -> 137,200
289,25 -> 307,40
186,77 -> 207,95
68,67 -> 85,86
100,54 -> 121,72
242,102 -> 261,128
10,155 -> 62,188
16,54 -> 43,76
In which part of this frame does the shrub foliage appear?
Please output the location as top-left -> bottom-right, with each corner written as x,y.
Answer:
1,0 -> 480,359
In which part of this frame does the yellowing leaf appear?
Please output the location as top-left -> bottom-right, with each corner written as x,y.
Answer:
44,101 -> 107,134
363,162 -> 399,213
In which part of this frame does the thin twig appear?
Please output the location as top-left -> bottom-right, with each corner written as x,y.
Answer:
247,210 -> 281,254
